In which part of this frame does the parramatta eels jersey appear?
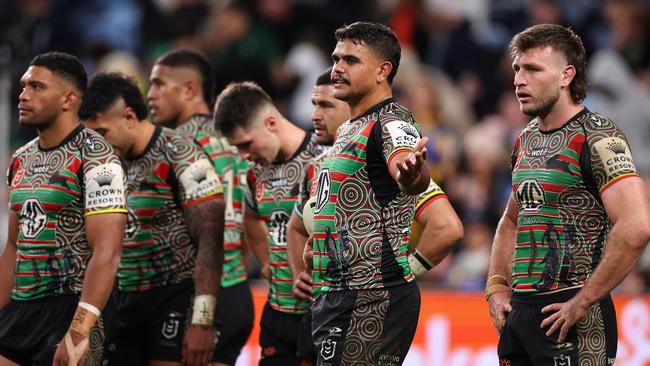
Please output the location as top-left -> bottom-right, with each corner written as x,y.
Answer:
297,159 -> 445,296
511,108 -> 638,294
7,125 -> 127,301
312,98 -> 422,292
246,132 -> 323,314
119,126 -> 223,292
176,114 -> 248,288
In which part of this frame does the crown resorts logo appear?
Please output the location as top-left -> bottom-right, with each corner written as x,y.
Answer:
94,169 -> 115,186
606,140 -> 626,155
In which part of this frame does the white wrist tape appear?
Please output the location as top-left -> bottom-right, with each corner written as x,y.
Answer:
408,250 -> 434,277
78,301 -> 101,317
191,294 -> 217,326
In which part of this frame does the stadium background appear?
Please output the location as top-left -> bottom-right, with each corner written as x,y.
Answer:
0,0 -> 649,364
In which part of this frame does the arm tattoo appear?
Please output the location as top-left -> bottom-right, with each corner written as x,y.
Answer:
184,198 -> 225,297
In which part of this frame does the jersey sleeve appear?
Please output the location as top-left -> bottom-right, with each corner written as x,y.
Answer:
585,116 -> 639,193
244,168 -> 261,217
380,116 -> 422,167
294,163 -> 316,219
82,132 -> 128,216
168,134 -> 223,207
414,179 -> 447,220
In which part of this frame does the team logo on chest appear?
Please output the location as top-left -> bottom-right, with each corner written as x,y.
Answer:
515,178 -> 546,212
315,168 -> 331,214
20,198 -> 47,239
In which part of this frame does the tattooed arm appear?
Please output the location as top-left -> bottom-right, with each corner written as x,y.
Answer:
185,197 -> 225,298
183,197 -> 225,366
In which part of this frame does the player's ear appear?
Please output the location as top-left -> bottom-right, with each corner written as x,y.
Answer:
561,65 -> 576,90
123,107 -> 139,128
376,60 -> 392,84
62,91 -> 79,111
184,80 -> 199,101
264,115 -> 277,132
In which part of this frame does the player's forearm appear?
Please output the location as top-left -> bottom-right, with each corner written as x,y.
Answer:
81,213 -> 126,309
186,199 -> 225,297
416,218 -> 463,266
488,214 -> 517,281
577,222 -> 650,306
80,243 -> 121,308
287,213 -> 308,280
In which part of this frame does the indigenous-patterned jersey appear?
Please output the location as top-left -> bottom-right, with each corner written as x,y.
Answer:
246,132 -> 323,314
312,98 -> 422,292
510,109 -> 638,294
176,114 -> 248,288
7,125 -> 127,301
119,126 -> 223,292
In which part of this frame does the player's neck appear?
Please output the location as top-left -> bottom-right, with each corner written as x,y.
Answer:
276,119 -> 307,162
37,113 -> 80,149
127,121 -> 156,158
348,85 -> 393,118
537,98 -> 583,131
177,101 -> 210,127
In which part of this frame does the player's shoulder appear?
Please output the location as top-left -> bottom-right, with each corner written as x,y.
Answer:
160,127 -> 203,157
78,127 -> 119,158
378,99 -> 416,125
580,110 -> 621,134
12,137 -> 39,159
303,132 -> 326,158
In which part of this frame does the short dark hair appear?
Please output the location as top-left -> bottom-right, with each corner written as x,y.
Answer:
509,23 -> 587,103
79,72 -> 148,121
30,52 -> 87,95
213,81 -> 273,136
315,68 -> 333,86
334,22 -> 401,84
155,49 -> 215,108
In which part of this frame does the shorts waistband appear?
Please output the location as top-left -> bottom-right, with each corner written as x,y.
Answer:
511,288 -> 581,307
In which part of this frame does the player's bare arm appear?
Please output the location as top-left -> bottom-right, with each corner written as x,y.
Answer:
0,213 -> 19,309
410,198 -> 463,275
390,136 -> 430,195
541,177 -> 650,342
54,212 -> 126,366
486,194 -> 518,332
244,211 -> 271,280
183,198 -> 225,366
287,212 -> 312,300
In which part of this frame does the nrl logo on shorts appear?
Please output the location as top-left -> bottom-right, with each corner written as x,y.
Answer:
553,354 -> 571,366
161,311 -> 182,340
320,338 -> 336,361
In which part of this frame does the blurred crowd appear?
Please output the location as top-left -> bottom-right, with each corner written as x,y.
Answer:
2,0 -> 650,292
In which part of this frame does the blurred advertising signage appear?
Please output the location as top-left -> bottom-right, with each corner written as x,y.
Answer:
235,288 -> 650,366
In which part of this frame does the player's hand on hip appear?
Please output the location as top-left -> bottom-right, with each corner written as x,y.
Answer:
53,330 -> 89,366
541,294 -> 590,342
396,137 -> 428,186
488,291 -> 512,334
293,271 -> 314,301
182,325 -> 215,366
